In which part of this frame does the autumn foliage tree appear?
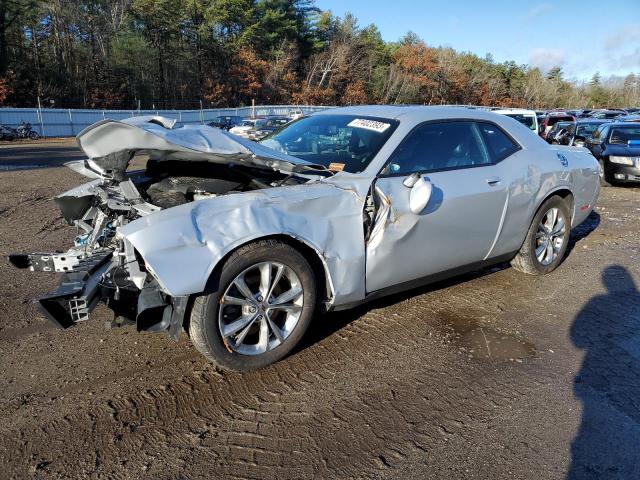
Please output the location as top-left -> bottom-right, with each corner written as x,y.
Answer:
0,1 -> 636,109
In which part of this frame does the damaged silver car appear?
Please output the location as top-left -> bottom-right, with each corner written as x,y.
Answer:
10,106 -> 600,370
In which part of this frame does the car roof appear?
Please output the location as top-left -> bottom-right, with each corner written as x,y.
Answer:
492,108 -> 536,115
546,112 -> 575,117
607,122 -> 640,127
313,105 -> 525,123
576,118 -> 608,123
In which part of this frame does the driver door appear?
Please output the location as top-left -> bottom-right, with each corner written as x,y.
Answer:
365,120 -> 514,293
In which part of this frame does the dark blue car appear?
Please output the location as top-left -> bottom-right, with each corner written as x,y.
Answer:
586,122 -> 640,186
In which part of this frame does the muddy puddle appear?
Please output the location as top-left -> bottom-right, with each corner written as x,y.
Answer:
437,311 -> 535,361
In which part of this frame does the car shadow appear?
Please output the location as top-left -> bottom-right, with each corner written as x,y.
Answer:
298,262 -> 510,354
566,210 -> 600,256
567,265 -> 640,479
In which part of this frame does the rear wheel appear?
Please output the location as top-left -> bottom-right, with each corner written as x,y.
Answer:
189,239 -> 316,371
511,196 -> 571,275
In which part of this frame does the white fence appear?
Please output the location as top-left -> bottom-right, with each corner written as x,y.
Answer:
0,105 -> 332,137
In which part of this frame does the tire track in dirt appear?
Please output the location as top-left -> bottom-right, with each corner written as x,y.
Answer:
0,284 -> 560,479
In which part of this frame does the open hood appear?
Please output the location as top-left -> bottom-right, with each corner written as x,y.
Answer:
74,116 -> 325,179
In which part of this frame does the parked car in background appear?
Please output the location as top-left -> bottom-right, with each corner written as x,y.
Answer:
228,118 -> 264,138
208,115 -> 243,130
617,114 -> 640,123
289,108 -> 304,120
10,107 -> 600,370
249,116 -> 292,140
493,108 -> 539,133
587,109 -> 626,120
546,121 -> 575,144
555,119 -> 610,147
540,112 -> 576,139
585,122 -> 640,186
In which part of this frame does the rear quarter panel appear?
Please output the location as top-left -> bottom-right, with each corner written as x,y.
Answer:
490,144 -> 599,257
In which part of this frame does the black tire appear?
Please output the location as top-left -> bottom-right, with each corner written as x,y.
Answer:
511,195 -> 572,275
598,160 -> 613,187
189,239 -> 317,371
28,131 -> 40,140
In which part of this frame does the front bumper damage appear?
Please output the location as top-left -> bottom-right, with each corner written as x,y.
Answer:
10,250 -> 112,327
9,240 -> 187,340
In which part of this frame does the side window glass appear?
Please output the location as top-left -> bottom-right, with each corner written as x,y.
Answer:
477,122 -> 519,162
592,125 -> 606,142
386,121 -> 490,175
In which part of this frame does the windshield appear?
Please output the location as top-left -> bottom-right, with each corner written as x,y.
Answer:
576,123 -> 603,137
260,115 -> 398,173
239,120 -> 255,127
553,121 -> 573,131
505,114 -> 535,130
608,127 -> 640,145
547,116 -> 574,127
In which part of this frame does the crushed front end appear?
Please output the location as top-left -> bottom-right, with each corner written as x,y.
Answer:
8,116 -> 325,338
9,175 -> 188,338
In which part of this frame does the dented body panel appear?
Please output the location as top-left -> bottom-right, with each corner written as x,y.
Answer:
119,182 -> 368,305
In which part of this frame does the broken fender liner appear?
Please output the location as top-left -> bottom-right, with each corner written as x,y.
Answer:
136,281 -> 188,341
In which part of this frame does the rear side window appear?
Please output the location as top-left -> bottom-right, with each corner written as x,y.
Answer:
591,125 -> 609,142
477,122 -> 520,162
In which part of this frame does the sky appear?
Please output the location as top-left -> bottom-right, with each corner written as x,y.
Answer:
315,0 -> 640,81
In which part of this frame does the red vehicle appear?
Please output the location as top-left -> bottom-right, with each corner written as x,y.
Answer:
540,112 -> 576,139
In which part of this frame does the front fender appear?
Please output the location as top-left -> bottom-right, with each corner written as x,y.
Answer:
119,184 -> 367,305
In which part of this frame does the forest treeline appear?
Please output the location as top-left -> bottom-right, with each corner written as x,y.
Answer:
0,0 -> 638,109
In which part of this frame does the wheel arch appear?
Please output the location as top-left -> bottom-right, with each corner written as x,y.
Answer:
513,187 -> 574,255
198,233 -> 334,309
540,187 -> 575,223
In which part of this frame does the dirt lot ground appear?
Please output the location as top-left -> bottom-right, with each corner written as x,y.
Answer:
0,142 -> 639,479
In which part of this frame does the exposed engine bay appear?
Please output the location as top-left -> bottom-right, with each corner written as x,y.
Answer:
58,157 -> 302,251
9,116 -> 322,335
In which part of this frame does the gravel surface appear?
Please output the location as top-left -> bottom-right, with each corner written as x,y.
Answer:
0,145 -> 639,479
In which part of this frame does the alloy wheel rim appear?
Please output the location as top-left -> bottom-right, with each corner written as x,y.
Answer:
535,207 -> 566,266
218,262 -> 303,355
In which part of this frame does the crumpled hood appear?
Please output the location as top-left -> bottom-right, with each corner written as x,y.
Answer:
75,115 -> 322,177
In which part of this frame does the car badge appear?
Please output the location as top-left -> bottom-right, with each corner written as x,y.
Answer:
557,152 -> 568,167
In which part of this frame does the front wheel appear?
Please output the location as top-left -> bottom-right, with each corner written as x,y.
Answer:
28,131 -> 40,140
511,196 -> 571,275
188,239 -> 317,371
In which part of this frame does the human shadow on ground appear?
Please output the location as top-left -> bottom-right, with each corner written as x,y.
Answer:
567,265 -> 640,479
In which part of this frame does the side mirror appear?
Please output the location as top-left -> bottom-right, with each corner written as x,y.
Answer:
407,175 -> 433,214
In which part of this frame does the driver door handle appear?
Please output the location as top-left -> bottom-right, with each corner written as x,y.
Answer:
486,176 -> 501,186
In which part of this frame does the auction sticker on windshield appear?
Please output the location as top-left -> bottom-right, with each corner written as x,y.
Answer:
347,118 -> 391,133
